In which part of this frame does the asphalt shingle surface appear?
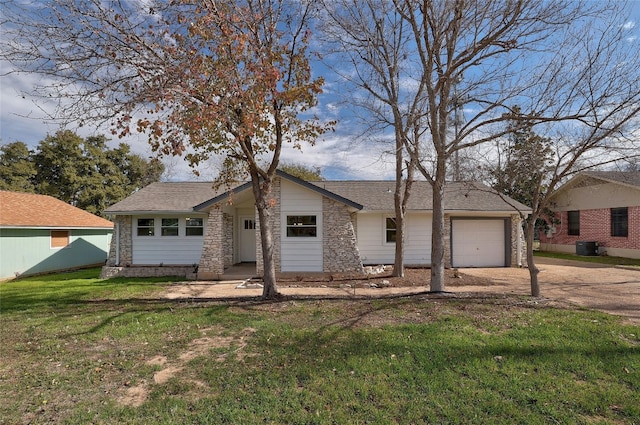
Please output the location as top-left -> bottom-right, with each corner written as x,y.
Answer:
0,191 -> 113,228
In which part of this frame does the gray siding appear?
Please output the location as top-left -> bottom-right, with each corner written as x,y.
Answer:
357,212 -> 431,266
131,214 -> 206,265
280,180 -> 323,272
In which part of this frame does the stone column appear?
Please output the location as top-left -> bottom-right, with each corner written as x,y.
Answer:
106,216 -> 132,266
198,207 -> 225,279
323,198 -> 364,273
223,213 -> 234,267
511,214 -> 527,267
444,214 -> 452,268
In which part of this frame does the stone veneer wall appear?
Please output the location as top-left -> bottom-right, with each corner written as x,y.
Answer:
106,215 -> 132,266
223,213 -> 234,267
255,178 -> 281,275
198,208 -> 224,278
443,214 -> 452,268
322,198 -> 364,273
511,214 -> 527,267
100,265 -> 196,280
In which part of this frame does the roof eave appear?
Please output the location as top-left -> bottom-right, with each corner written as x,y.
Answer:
193,181 -> 254,211
446,209 -> 532,214
583,172 -> 640,191
276,170 -> 364,210
0,225 -> 114,230
104,210 -> 206,216
193,171 -> 365,212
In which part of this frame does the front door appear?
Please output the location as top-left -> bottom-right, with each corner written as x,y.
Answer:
239,216 -> 257,262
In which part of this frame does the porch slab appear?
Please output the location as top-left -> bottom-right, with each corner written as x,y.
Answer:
198,262 -> 259,281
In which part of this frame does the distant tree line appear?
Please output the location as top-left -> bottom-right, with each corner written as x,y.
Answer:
0,130 -> 164,216
279,163 -> 323,181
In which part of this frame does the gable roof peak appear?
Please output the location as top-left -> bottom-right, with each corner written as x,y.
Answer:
581,170 -> 640,188
193,171 -> 364,211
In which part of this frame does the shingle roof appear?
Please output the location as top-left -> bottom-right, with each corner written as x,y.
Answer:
193,171 -> 364,211
0,191 -> 114,228
105,177 -> 530,215
105,182 -> 223,213
582,171 -> 640,188
314,180 -> 531,212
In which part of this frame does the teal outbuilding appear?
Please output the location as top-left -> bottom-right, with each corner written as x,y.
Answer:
0,191 -> 113,279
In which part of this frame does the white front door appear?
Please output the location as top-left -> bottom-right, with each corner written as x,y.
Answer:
239,216 -> 257,262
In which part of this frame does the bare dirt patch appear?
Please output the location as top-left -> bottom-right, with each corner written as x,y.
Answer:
163,258 -> 640,322
115,327 -> 256,407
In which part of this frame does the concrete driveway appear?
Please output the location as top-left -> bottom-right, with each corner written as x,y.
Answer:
457,257 -> 640,322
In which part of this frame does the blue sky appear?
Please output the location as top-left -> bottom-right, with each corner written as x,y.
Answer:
1,2 -> 638,181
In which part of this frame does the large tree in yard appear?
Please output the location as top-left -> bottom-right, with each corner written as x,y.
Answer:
0,142 -> 36,193
1,0 -> 329,299
323,0 -> 640,292
321,0 -> 418,278
489,109 -> 640,297
1,131 -> 164,215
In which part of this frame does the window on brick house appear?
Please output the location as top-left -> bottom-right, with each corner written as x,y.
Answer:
568,211 -> 580,236
611,207 -> 628,237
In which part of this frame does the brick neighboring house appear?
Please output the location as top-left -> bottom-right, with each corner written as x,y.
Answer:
539,171 -> 640,259
102,170 -> 531,280
0,191 -> 114,279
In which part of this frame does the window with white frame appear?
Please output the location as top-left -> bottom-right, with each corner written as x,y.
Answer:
286,215 -> 317,237
385,217 -> 397,243
161,218 -> 179,236
137,218 -> 155,236
186,217 -> 204,236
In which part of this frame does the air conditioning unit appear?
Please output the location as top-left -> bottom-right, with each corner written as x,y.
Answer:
576,241 -> 598,256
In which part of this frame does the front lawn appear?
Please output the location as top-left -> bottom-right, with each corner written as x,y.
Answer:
534,250 -> 640,267
1,269 -> 638,424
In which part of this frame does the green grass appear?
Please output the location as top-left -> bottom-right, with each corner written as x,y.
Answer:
534,250 -> 640,267
1,270 -> 639,424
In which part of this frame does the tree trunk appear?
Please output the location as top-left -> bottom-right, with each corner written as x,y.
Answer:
392,131 -> 406,277
251,176 -> 280,299
430,174 -> 446,292
525,216 -> 541,297
393,192 -> 405,277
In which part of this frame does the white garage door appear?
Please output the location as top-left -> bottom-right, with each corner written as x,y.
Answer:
451,219 -> 506,267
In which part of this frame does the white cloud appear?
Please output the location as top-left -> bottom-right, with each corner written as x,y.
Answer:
0,61 -> 171,172
1,71 -> 61,145
1,49 -> 395,183
278,134 -> 395,180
